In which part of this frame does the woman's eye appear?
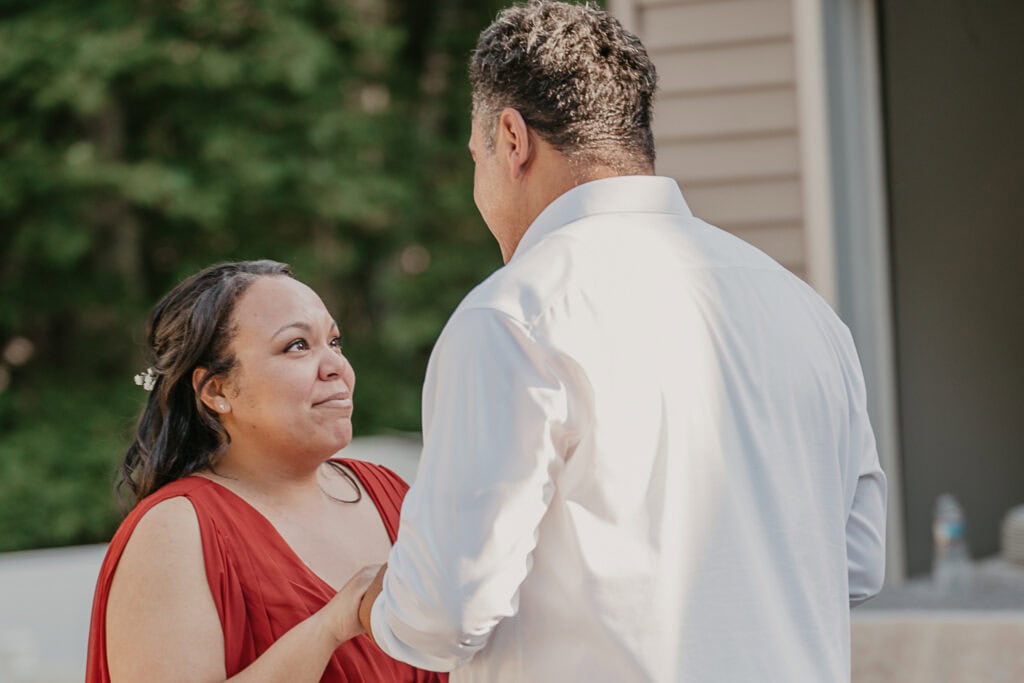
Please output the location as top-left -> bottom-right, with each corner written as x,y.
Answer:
329,336 -> 343,351
285,339 -> 309,352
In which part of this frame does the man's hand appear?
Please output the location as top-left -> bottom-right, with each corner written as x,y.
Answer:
357,563 -> 388,645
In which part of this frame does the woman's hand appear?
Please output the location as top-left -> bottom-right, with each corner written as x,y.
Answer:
223,565 -> 383,681
321,564 -> 382,646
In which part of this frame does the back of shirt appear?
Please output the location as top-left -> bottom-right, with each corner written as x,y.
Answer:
374,177 -> 886,682
497,212 -> 879,680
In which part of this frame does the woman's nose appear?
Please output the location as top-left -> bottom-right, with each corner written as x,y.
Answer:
319,347 -> 348,382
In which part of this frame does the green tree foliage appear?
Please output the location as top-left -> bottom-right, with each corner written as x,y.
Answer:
0,0 -> 512,551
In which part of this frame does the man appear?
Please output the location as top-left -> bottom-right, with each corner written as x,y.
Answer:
357,1 -> 887,681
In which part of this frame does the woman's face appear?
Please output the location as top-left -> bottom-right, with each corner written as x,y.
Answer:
219,276 -> 355,462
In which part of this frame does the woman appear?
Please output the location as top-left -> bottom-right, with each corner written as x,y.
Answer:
86,261 -> 444,682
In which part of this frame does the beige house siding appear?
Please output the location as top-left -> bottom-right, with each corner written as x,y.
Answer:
611,0 -> 808,278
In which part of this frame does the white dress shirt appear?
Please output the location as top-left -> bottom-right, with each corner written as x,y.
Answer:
371,176 -> 887,682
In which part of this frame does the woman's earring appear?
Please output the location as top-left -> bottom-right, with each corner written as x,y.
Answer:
217,399 -> 229,413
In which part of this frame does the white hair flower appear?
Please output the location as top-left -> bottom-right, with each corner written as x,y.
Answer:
133,367 -> 158,391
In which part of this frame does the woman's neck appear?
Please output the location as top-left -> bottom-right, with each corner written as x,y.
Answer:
204,445 -> 328,506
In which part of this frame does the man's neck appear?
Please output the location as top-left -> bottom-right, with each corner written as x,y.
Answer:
502,163 -> 654,262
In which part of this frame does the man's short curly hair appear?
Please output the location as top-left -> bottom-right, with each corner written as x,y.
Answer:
470,1 -> 658,174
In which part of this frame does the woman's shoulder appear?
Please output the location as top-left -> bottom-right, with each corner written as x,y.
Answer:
95,493 -> 207,639
107,478 -> 227,571
122,495 -> 203,563
137,490 -> 198,519
98,491 -> 224,683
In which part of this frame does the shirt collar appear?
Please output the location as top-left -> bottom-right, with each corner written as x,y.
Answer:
511,175 -> 693,260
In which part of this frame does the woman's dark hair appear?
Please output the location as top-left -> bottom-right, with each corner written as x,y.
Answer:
117,260 -> 294,508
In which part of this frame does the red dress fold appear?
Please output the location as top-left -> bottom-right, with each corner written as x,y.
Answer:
86,458 -> 445,682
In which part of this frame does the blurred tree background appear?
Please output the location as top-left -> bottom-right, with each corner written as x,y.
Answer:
0,0 -> 515,552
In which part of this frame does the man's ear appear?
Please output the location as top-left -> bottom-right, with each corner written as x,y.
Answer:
496,107 -> 533,180
193,367 -> 231,415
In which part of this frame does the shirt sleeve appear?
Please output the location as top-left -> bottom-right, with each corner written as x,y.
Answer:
847,461 -> 886,607
840,328 -> 888,607
370,306 -> 577,671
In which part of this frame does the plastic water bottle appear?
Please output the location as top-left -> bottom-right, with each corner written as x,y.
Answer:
932,493 -> 972,592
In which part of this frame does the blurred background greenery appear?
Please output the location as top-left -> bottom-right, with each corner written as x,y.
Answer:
0,0 -> 518,552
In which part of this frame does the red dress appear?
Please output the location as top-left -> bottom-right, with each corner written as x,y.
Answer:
86,458 -> 446,682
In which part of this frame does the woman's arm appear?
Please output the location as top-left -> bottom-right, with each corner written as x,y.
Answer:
106,496 -> 374,683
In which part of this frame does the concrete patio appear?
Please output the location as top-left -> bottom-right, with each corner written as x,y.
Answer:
852,611 -> 1024,683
